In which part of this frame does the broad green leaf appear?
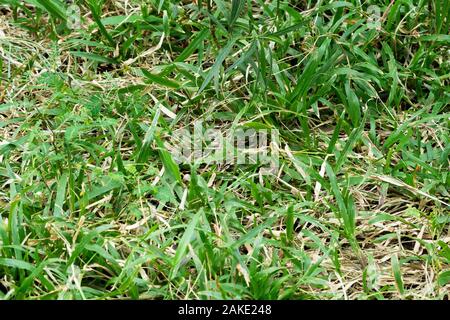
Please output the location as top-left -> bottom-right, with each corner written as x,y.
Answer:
437,270 -> 450,287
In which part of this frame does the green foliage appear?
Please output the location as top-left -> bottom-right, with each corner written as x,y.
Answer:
0,0 -> 448,300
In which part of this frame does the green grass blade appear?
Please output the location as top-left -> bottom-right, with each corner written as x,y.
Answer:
170,209 -> 203,279
198,38 -> 236,94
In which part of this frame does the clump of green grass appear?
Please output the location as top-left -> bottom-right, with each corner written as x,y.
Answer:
0,0 -> 449,300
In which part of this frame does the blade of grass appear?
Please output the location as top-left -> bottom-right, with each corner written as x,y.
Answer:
391,254 -> 405,296
198,38 -> 237,94
170,209 -> 203,279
